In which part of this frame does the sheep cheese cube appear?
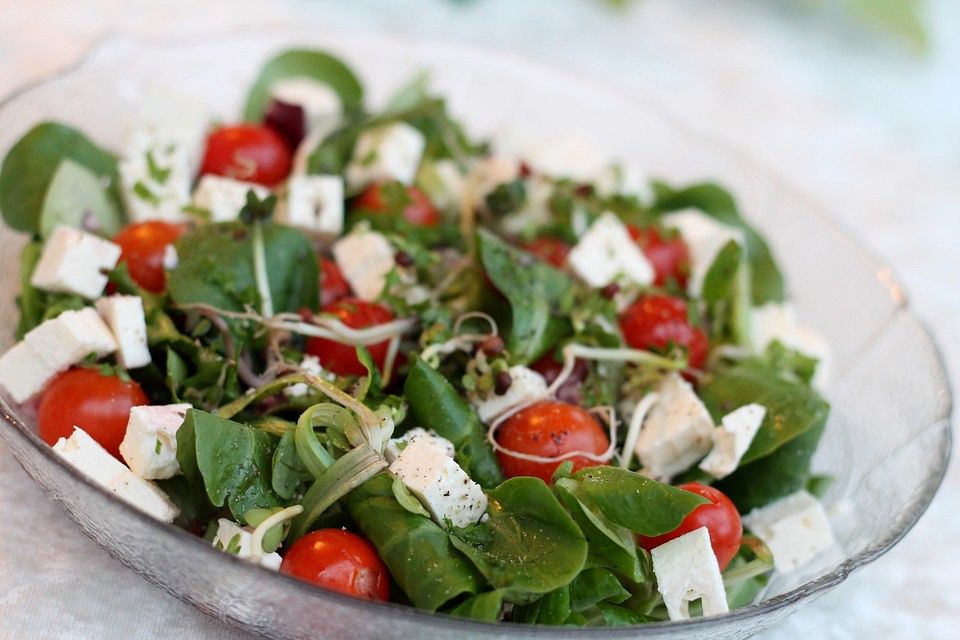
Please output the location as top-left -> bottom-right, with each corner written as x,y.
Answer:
52,427 -> 178,522
96,295 -> 151,369
0,341 -> 59,403
192,175 -> 271,223
384,427 -> 456,464
699,403 -> 766,479
119,403 -> 191,480
743,490 -> 834,573
270,77 -> 341,138
25,308 -> 118,372
651,526 -> 729,620
346,122 -> 426,189
635,373 -> 714,481
119,134 -> 194,223
332,228 -> 395,301
31,226 -> 122,299
278,174 -> 344,235
128,86 -> 209,178
750,303 -> 832,389
567,212 -> 654,288
389,437 -> 487,528
212,518 -> 282,571
472,366 -> 548,424
662,209 -> 744,297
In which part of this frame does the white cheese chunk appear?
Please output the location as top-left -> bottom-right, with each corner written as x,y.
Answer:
212,518 -> 282,571
384,427 -> 456,464
30,226 -> 122,299
283,355 -> 324,398
346,122 -> 426,188
119,404 -> 191,480
472,366 -> 548,424
389,437 -> 487,528
52,427 -> 178,522
269,77 -> 341,138
635,373 -> 714,481
567,212 -> 654,288
699,403 -> 766,479
662,209 -> 744,297
331,228 -> 395,301
130,85 -> 210,175
743,490 -> 835,573
25,308 -> 118,372
119,135 -> 194,223
96,295 -> 151,369
592,162 -> 653,203
750,303 -> 832,389
0,341 -> 59,403
162,244 -> 179,271
278,174 -> 344,235
192,175 -> 270,223
652,526 -> 729,620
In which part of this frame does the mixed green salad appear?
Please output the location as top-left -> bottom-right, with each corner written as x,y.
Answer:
0,48 -> 837,625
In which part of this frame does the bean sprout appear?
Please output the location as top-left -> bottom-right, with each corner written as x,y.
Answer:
249,504 -> 303,560
419,312 -> 499,364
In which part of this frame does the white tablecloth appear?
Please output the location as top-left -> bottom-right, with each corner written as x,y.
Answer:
1,1 -> 956,638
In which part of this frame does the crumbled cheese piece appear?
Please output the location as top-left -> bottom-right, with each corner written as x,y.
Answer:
346,122 -> 426,188
96,295 -> 151,369
384,427 -> 456,464
743,491 -> 835,573
119,136 -> 193,223
30,226 -> 122,299
119,404 -> 191,480
283,355 -> 324,397
277,174 -> 344,235
192,175 -> 270,223
269,77 -> 341,137
750,303 -> 832,389
331,228 -> 395,301
651,527 -> 729,620
211,518 -> 282,571
699,403 -> 766,479
472,366 -> 548,423
662,209 -> 744,297
162,244 -> 179,271
567,212 -> 654,288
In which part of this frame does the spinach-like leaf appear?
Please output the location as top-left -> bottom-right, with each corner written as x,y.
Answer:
0,122 -> 121,234
242,49 -> 363,121
722,535 -> 773,609
15,241 -> 44,339
568,568 -> 631,612
403,358 -> 503,489
446,590 -> 504,622
449,477 -> 587,604
701,239 -> 742,304
477,228 -> 573,364
155,475 -> 217,529
271,428 -> 313,500
596,603 -> 658,626
39,158 -> 124,237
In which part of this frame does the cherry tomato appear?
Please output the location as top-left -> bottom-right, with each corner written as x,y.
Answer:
280,529 -> 390,601
530,353 -> 588,406
522,237 -> 571,269
305,298 -> 394,377
352,182 -> 440,227
113,221 -> 187,293
320,258 -> 352,307
627,225 -> 690,287
200,124 -> 292,187
38,368 -> 149,458
637,482 -> 742,571
619,295 -> 709,370
496,401 -> 609,483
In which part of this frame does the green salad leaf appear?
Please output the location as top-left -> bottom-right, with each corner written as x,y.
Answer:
271,428 -> 312,500
446,590 -> 504,622
39,158 -> 123,237
568,568 -> 631,612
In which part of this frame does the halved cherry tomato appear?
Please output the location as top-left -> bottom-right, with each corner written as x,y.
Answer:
305,298 -> 394,377
200,124 -> 291,187
627,225 -> 690,287
619,295 -> 709,370
320,258 -> 352,307
496,401 -> 609,483
113,221 -> 187,293
637,482 -> 742,570
352,182 -> 440,227
280,529 -> 389,601
522,237 -> 571,269
38,368 -> 149,458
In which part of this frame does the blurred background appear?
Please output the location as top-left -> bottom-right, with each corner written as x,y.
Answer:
0,1 -> 956,638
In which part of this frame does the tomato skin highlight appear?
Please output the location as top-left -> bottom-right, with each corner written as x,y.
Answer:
200,124 -> 292,187
38,368 -> 149,458
627,224 -> 690,287
352,182 -> 440,227
619,295 -> 709,370
280,529 -> 390,601
496,401 -> 609,483
319,258 -> 352,307
305,297 -> 394,377
522,237 -> 571,269
113,221 -> 187,293
637,482 -> 742,571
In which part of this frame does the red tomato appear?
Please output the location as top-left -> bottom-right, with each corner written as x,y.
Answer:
352,182 -> 440,227
280,529 -> 390,601
320,258 -> 352,307
496,401 -> 609,483
522,237 -> 571,269
113,221 -> 187,293
200,124 -> 291,187
305,298 -> 394,377
627,225 -> 690,287
38,368 -> 149,458
619,295 -> 709,370
637,482 -> 742,571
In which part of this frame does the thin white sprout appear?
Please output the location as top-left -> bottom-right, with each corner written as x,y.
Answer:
382,335 -> 401,386
618,392 -> 659,469
249,504 -> 303,560
251,223 -> 274,318
419,312 -> 499,363
485,402 -> 619,464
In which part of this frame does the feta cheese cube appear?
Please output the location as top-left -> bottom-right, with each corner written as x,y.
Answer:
388,437 -> 487,528
662,209 -> 744,297
472,366 -> 548,424
567,212 -> 654,288
269,77 -> 341,137
119,135 -> 194,223
699,403 -> 766,479
635,373 -> 714,481
331,228 -> 395,301
192,175 -> 270,223
278,174 -> 344,235
346,122 -> 425,188
96,295 -> 151,369
651,526 -> 729,620
0,341 -> 59,403
750,303 -> 832,389
743,490 -> 834,573
52,427 -> 178,522
212,518 -> 282,571
119,403 -> 191,480
30,226 -> 122,299
130,86 -> 209,170
384,427 -> 456,464
25,308 -> 117,373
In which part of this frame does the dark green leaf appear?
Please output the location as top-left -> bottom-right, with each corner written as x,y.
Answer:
39,159 -> 123,237
271,429 -> 313,500
485,180 -> 526,216
569,568 -> 631,612
446,590 -> 504,622
701,240 -> 742,304
596,603 -> 658,626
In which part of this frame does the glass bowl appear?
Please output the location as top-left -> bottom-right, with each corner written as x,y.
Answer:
0,30 -> 952,640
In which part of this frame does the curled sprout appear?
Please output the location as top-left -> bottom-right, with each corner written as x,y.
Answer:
249,505 -> 303,560
617,392 -> 659,470
419,312 -> 499,366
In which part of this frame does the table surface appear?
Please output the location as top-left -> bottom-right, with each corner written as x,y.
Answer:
0,1 -> 957,639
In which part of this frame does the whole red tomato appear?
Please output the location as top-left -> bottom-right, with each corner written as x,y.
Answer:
200,124 -> 291,187
280,529 -> 390,601
305,298 -> 394,377
619,295 -> 709,370
113,221 -> 187,293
